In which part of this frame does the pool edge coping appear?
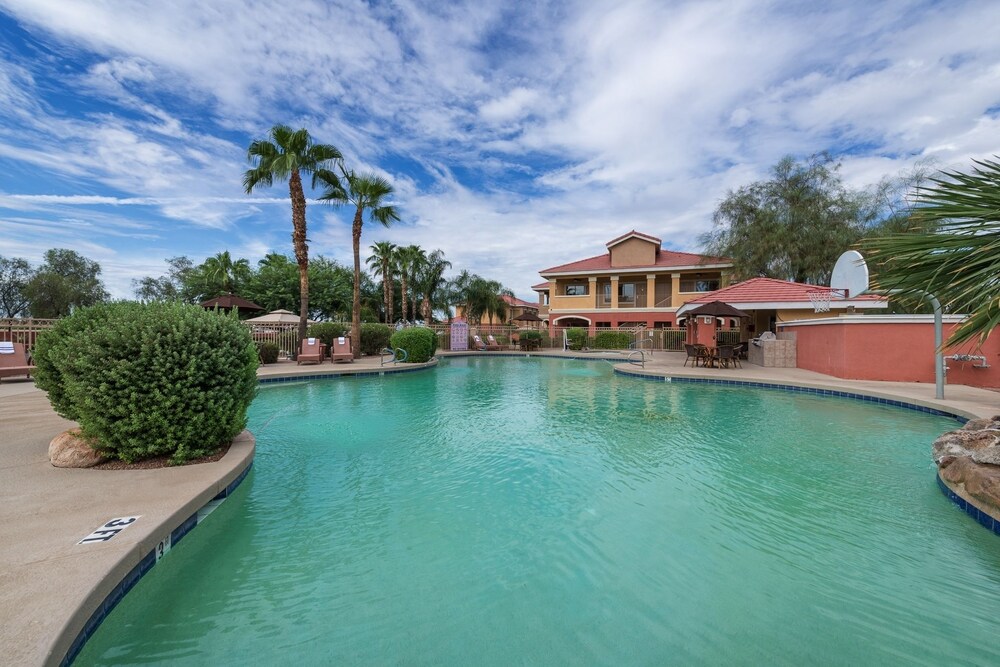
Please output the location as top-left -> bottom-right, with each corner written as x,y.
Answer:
54,433 -> 255,667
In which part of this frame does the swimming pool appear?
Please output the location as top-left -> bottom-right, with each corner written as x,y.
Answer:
76,357 -> 1000,665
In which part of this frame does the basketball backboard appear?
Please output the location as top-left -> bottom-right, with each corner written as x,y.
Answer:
830,250 -> 869,298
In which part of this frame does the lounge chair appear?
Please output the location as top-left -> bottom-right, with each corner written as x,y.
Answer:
330,336 -> 354,363
472,335 -> 499,351
0,341 -> 35,382
486,335 -> 504,351
297,338 -> 326,365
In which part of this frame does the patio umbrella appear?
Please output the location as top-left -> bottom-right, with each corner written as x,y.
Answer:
513,311 -> 542,322
245,309 -> 316,325
199,293 -> 263,313
684,300 -> 751,319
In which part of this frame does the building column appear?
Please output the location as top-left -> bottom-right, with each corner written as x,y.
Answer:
670,272 -> 682,308
647,273 -> 656,308
610,275 -> 619,309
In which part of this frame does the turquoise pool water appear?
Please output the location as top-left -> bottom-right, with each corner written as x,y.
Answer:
77,357 -> 1000,665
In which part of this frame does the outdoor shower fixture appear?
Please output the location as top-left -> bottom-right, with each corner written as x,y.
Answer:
945,354 -> 991,369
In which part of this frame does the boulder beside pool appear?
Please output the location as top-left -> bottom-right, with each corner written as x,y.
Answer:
49,429 -> 107,468
934,416 -> 1000,512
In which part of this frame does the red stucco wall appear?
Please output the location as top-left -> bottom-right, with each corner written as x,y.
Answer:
781,320 -> 1000,388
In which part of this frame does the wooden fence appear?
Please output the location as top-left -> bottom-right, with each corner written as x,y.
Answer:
0,318 -> 58,352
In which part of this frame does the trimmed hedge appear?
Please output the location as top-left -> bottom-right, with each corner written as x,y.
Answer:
257,340 -> 280,364
566,327 -> 588,350
594,331 -> 632,349
360,323 -> 392,356
307,322 -> 348,348
389,327 -> 437,363
33,301 -> 258,463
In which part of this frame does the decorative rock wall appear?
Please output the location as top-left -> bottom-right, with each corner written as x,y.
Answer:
934,416 -> 1000,513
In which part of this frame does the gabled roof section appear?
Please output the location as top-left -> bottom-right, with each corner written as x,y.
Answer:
606,229 -> 661,250
539,249 -> 731,275
531,281 -> 550,291
502,294 -> 537,308
684,277 -> 882,304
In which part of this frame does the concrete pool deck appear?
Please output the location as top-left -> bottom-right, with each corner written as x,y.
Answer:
0,351 -> 996,665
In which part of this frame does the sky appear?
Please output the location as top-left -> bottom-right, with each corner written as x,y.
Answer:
1,0 -> 999,301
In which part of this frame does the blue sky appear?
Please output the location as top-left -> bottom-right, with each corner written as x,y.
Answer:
1,1 -> 999,300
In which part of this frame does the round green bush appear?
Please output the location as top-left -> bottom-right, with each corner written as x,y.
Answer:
360,323 -> 392,356
33,301 -> 259,463
566,327 -> 588,350
307,321 -> 348,348
389,327 -> 437,363
257,340 -> 280,364
593,331 -> 632,349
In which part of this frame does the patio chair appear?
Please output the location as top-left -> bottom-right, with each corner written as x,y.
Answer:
716,344 -> 738,369
0,342 -> 35,382
473,335 -> 499,351
297,338 -> 326,365
730,343 -> 745,368
330,336 -> 354,363
510,332 -> 520,350
684,343 -> 709,367
486,335 -> 503,351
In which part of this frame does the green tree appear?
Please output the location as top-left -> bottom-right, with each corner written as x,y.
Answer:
308,256 -> 354,321
0,256 -> 34,317
416,249 -> 451,323
702,154 -> 872,284
132,256 -> 195,302
24,249 -> 109,318
243,125 -> 342,342
319,170 -> 400,356
861,157 -> 1000,347
244,252 -> 299,313
203,251 -> 250,295
367,241 -> 397,324
451,273 -> 513,324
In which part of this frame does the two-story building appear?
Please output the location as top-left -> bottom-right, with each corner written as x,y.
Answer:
534,230 -> 733,332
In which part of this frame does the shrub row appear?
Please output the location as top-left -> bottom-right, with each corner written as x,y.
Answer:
593,331 -> 632,349
389,327 -> 438,363
34,302 -> 258,463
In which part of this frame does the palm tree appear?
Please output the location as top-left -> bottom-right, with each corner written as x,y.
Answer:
396,245 -> 426,324
203,251 -> 250,295
320,170 -> 400,356
366,241 -> 397,324
450,272 -> 514,324
243,125 -> 342,342
416,249 -> 451,323
862,157 -> 1000,347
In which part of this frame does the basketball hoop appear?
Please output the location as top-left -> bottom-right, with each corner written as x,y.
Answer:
807,288 -> 846,313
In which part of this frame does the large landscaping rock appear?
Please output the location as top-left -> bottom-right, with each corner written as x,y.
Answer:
935,416 -> 1000,513
49,429 -> 107,468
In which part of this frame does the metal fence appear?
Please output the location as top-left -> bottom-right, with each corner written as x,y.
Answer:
1,317 -> 746,357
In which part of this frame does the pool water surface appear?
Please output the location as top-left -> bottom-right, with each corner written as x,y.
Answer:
77,357 -> 1000,665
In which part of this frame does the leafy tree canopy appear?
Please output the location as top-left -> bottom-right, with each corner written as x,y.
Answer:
0,256 -> 33,318
702,153 -> 930,285
25,249 -> 109,318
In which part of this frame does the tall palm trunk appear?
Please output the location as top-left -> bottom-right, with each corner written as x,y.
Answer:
382,259 -> 393,324
421,295 -> 432,324
289,170 -> 309,342
351,208 -> 363,358
400,274 -> 408,324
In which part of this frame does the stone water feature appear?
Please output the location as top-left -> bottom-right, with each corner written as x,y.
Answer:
934,416 -> 1000,514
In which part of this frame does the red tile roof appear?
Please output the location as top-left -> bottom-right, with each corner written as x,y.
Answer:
502,295 -> 538,308
685,277 -> 884,304
531,281 -> 550,290
539,249 -> 730,275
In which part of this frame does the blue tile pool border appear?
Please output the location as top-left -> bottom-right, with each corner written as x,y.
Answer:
936,473 -> 1000,536
61,460 -> 254,666
258,360 -> 437,384
614,368 -> 970,424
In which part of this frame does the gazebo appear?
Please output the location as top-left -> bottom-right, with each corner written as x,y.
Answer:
199,293 -> 263,315
683,300 -> 751,348
513,310 -> 543,330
